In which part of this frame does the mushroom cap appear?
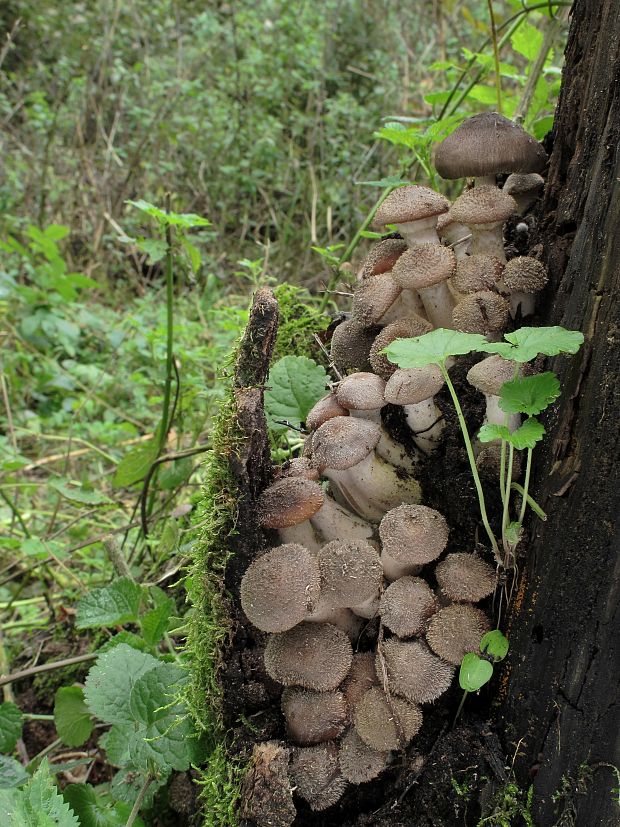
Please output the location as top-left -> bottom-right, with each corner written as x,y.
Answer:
503,172 -> 544,197
369,316 -> 434,380
502,256 -> 548,293
380,504 -> 449,567
341,652 -> 378,712
339,727 -> 388,784
312,416 -> 381,471
450,186 -> 517,226
372,185 -> 450,229
330,319 -> 377,374
452,255 -> 505,294
241,544 -> 321,633
276,457 -> 321,482
354,686 -> 423,751
306,393 -> 349,432
318,540 -> 384,609
435,553 -> 496,603
336,372 -> 386,412
391,244 -> 456,290
258,477 -> 325,529
352,273 -> 402,326
289,743 -> 346,811
466,354 -> 519,396
452,291 -> 510,334
433,113 -> 548,179
264,622 -> 353,690
426,604 -> 492,665
281,687 -> 347,745
357,238 -> 408,280
379,576 -> 438,637
384,366 -> 445,406
379,638 -> 455,704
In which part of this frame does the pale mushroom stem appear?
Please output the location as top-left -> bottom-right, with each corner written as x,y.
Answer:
508,291 -> 536,318
349,410 -> 421,475
380,552 -> 422,582
279,522 -> 323,554
485,396 -> 521,431
403,399 -> 445,454
395,216 -> 440,246
378,288 -> 428,324
417,282 -> 456,329
468,223 -> 507,261
310,496 -> 375,546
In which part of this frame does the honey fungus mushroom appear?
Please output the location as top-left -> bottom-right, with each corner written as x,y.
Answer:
372,184 -> 450,247
426,604 -> 492,666
379,504 -> 449,580
356,237 -> 408,280
289,743 -> 347,811
354,686 -> 423,751
378,638 -> 455,704
379,576 -> 438,637
264,622 -> 353,691
339,727 -> 388,784
330,318 -> 377,374
449,186 -> 517,261
281,687 -> 347,745
384,366 -> 446,454
391,244 -> 457,329
435,552 -> 496,603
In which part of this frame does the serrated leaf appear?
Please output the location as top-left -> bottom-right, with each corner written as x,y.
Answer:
76,577 -> 143,629
459,653 -> 494,692
140,598 -> 174,647
112,441 -> 158,488
509,418 -> 545,450
0,702 -> 23,752
63,784 -> 144,827
480,630 -> 509,662
97,631 -> 151,655
48,480 -> 113,507
0,755 -> 29,789
84,645 -> 160,726
136,237 -> 167,264
126,200 -> 210,228
54,687 -> 93,748
0,759 -> 80,825
478,423 -> 511,444
264,356 -> 328,434
385,328 -> 489,368
480,326 -> 584,363
98,726 -> 131,768
499,372 -> 561,415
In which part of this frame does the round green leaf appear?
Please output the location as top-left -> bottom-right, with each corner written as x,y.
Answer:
54,687 -> 93,748
480,630 -> 510,662
459,653 -> 494,692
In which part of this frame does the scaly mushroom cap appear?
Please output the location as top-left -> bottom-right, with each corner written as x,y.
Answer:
384,366 -> 445,406
466,355 -> 519,396
339,727 -> 388,784
336,372 -> 386,413
330,319 -> 377,374
341,652 -> 378,713
372,185 -> 450,229
357,238 -> 408,280
306,393 -> 349,432
450,186 -> 517,227
312,416 -> 381,472
379,638 -> 455,704
354,687 -> 423,751
452,291 -> 510,334
281,687 -> 347,745
391,244 -> 456,290
289,743 -> 346,811
380,504 -> 449,567
426,604 -> 492,666
433,113 -> 547,179
435,553 -> 496,603
369,316 -> 433,380
318,540 -> 383,609
276,457 -> 321,482
264,623 -> 353,690
241,544 -> 321,633
379,576 -> 438,637
503,172 -> 544,199
258,477 -> 325,529
452,255 -> 505,294
502,256 -> 549,293
352,273 -> 402,326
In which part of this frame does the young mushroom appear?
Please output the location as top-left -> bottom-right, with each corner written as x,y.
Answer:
354,687 -> 423,751
310,540 -> 383,621
466,355 -> 523,430
371,184 -> 450,247
378,638 -> 455,704
339,728 -> 388,784
500,256 -> 549,318
289,743 -> 347,811
379,576 -> 438,638
352,273 -> 403,327
434,552 -> 496,604
281,687 -> 347,745
503,172 -> 544,214
384,366 -> 446,454
449,186 -> 517,261
369,316 -> 433,381
425,604 -> 492,666
391,244 -> 457,329
437,211 -> 471,261
356,237 -> 408,280
452,254 -> 505,296
452,290 -> 510,339
330,318 -> 377,374
379,504 -> 449,581
264,622 -> 353,691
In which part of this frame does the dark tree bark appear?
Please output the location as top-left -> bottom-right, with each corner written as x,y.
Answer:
498,1 -> 620,824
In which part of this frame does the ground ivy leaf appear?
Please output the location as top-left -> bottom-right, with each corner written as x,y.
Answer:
478,423 -> 511,443
509,418 -> 545,450
499,372 -> 561,415
480,326 -> 584,363
0,759 -> 80,825
0,755 -> 29,789
459,653 -> 494,692
54,687 -> 93,748
140,597 -> 174,647
385,328 -> 489,368
75,577 -> 143,629
480,630 -> 510,662
0,702 -> 23,752
63,783 -> 144,827
84,644 -> 160,726
48,480 -> 113,507
264,356 -> 328,434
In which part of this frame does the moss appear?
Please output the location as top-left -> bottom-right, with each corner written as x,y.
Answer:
272,282 -> 327,361
478,781 -> 535,827
195,741 -> 244,827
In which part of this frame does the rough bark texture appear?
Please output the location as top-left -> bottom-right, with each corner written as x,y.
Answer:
498,1 -> 620,824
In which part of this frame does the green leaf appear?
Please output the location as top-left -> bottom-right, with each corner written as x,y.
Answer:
480,326 -> 584,363
112,441 -> 158,488
110,768 -> 168,809
0,702 -> 23,752
459,653 -> 494,692
63,784 -> 144,827
140,597 -> 174,647
84,645 -> 160,726
509,418 -> 545,450
467,84 -> 498,104
478,423 -> 511,444
355,175 -> 409,188
264,356 -> 328,434
505,521 -> 521,546
75,577 -> 143,629
135,237 -> 167,264
0,755 -> 29,789
511,21 -> 544,62
480,630 -> 509,662
181,237 -> 201,273
533,115 -> 554,141
126,200 -> 210,228
54,687 -> 93,748
158,456 -> 193,490
48,480 -> 113,507
0,759 -> 80,824
96,631 -> 151,655
385,328 -> 490,368
499,372 -> 561,415
98,725 -> 131,768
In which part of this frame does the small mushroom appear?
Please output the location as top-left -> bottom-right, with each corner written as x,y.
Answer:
452,290 -> 510,339
501,256 -> 548,318
313,540 -> 383,619
372,185 -> 450,246
357,238 -> 408,280
435,553 -> 496,603
369,316 -> 433,381
354,686 -> 423,751
289,743 -> 347,811
379,576 -> 438,637
466,355 -> 523,430
450,186 -> 518,261
341,653 -> 379,714
378,638 -> 455,704
379,504 -> 449,581
281,687 -> 347,745
264,622 -> 353,691
306,393 -> 348,432
503,172 -> 544,214
425,604 -> 492,666
352,272 -> 402,327
339,727 -> 388,784
437,211 -> 471,260
383,366 -> 446,454
330,318 -> 377,374
391,244 -> 457,329
452,255 -> 505,295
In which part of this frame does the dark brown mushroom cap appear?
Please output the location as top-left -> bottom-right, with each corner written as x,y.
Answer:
502,256 -> 548,293
354,687 -> 423,751
289,743 -> 346,811
452,291 -> 510,334
391,244 -> 456,290
330,319 -> 377,374
276,457 -> 321,482
241,544 -> 321,633
339,727 -> 388,784
503,172 -> 544,197
281,687 -> 347,745
450,186 -> 517,226
466,354 -> 519,396
384,366 -> 445,406
318,540 -> 383,608
264,622 -> 353,690
380,504 -> 449,567
435,553 -> 496,603
341,652 -> 378,712
357,238 -> 408,280
372,185 -> 450,229
306,393 -> 349,432
433,113 -> 548,179
258,477 -> 325,529
336,372 -> 386,412
352,273 -> 402,326
379,576 -> 438,637
452,255 -> 505,294
378,638 -> 455,704
312,416 -> 381,471
426,604 -> 492,666
369,316 -> 434,380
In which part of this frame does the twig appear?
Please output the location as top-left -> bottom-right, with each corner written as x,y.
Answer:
125,773 -> 154,827
103,537 -> 133,580
0,653 -> 98,689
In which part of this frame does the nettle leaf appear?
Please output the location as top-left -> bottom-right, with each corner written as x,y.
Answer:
63,783 -> 143,827
0,702 -> 23,752
459,653 -> 494,693
0,755 -> 29,789
140,597 -> 175,647
54,687 -> 93,748
386,328 -> 490,369
136,237 -> 167,264
48,479 -> 113,507
0,759 -> 80,825
97,631 -> 151,655
110,768 -> 168,809
499,372 -> 561,415
113,441 -> 158,488
75,577 -> 143,629
480,630 -> 510,662
509,418 -> 545,450
84,644 -> 160,726
264,356 -> 328,434
481,327 -> 584,363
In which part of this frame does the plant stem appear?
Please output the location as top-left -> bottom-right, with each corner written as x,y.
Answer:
501,444 -> 515,560
510,482 -> 546,520
0,652 -> 98,689
23,713 -> 55,721
487,0 -> 502,114
0,489 -> 31,537
453,690 -> 469,728
517,448 -> 533,525
158,194 -> 175,456
125,773 -> 154,827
